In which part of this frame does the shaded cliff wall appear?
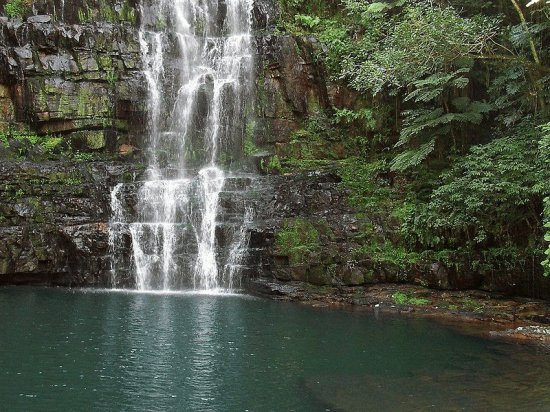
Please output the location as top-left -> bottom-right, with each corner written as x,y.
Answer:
0,0 -> 144,151
0,0 -> 145,285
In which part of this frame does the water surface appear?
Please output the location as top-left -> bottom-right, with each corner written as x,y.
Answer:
1,287 -> 549,411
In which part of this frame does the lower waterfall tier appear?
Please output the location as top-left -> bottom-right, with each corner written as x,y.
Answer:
110,169 -> 254,291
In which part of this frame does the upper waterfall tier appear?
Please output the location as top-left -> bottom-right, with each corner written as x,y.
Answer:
138,0 -> 254,175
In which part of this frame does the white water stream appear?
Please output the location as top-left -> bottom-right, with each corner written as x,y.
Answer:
109,0 -> 254,291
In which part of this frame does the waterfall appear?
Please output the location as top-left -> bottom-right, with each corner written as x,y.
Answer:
109,0 -> 254,291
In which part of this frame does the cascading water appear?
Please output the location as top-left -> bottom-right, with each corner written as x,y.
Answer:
109,0 -> 254,292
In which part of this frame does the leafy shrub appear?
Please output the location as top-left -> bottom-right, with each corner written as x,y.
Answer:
73,151 -> 95,162
404,120 -> 550,272
4,0 -> 30,18
294,14 -> 320,29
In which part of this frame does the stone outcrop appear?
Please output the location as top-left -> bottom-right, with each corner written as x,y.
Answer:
0,160 -> 142,285
244,170 -> 367,287
254,34 -> 331,146
0,0 -> 144,152
0,0 -> 145,285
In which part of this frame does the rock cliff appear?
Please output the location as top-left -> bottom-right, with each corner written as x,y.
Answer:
0,0 -> 546,299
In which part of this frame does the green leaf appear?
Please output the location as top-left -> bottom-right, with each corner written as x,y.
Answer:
366,2 -> 388,14
390,139 -> 436,172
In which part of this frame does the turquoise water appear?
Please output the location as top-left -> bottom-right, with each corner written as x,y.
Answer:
1,287 -> 549,411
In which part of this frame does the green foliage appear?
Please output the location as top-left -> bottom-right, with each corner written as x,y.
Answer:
243,121 -> 260,156
543,123 -> 550,276
356,240 -> 420,272
4,0 -> 29,18
337,157 -> 393,212
392,291 -> 408,305
404,120 -> 549,271
264,155 -> 283,174
392,291 -> 430,306
338,2 -> 498,93
390,68 -> 492,172
390,139 -> 436,173
409,296 -> 430,306
276,219 -> 320,264
315,20 -> 355,78
244,140 -> 260,156
72,151 -> 95,162
461,298 -> 484,313
78,7 -> 93,23
105,68 -> 118,85
294,14 -> 320,29
274,0 -> 550,282
0,130 -> 65,159
41,137 -> 63,154
332,108 -> 376,130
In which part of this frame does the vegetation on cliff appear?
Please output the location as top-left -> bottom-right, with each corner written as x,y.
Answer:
275,0 -> 550,280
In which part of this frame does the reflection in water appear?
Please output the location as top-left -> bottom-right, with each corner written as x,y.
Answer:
1,287 -> 550,411
189,298 -> 218,407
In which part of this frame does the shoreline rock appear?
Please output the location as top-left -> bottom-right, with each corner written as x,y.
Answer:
246,278 -> 550,346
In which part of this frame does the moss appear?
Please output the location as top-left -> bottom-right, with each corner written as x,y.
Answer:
105,68 -> 118,85
276,218 -> 320,265
4,0 -> 30,19
392,292 -> 430,306
122,171 -> 137,183
47,171 -> 83,186
14,188 -> 25,198
76,88 -> 111,118
97,55 -> 113,70
243,120 -> 261,156
42,137 -> 63,153
37,89 -> 49,112
78,0 -> 136,24
316,218 -> 336,241
58,93 -> 72,116
120,0 -> 138,24
77,7 -> 94,23
0,129 -> 65,159
85,131 -> 106,150
99,1 -> 117,22
462,298 -> 484,313
26,197 -> 47,223
354,241 -> 420,271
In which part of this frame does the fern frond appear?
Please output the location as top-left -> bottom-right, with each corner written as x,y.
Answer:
390,139 -> 436,172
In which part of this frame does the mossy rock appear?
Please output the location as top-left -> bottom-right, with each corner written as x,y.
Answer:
306,265 -> 333,286
70,131 -> 106,151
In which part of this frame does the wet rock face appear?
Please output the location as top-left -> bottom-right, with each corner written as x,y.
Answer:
0,1 -> 145,285
243,170 -> 550,298
242,171 -> 372,287
0,0 -> 541,297
0,161 -> 143,285
243,171 -> 419,289
254,34 -> 331,145
0,1 -> 145,152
